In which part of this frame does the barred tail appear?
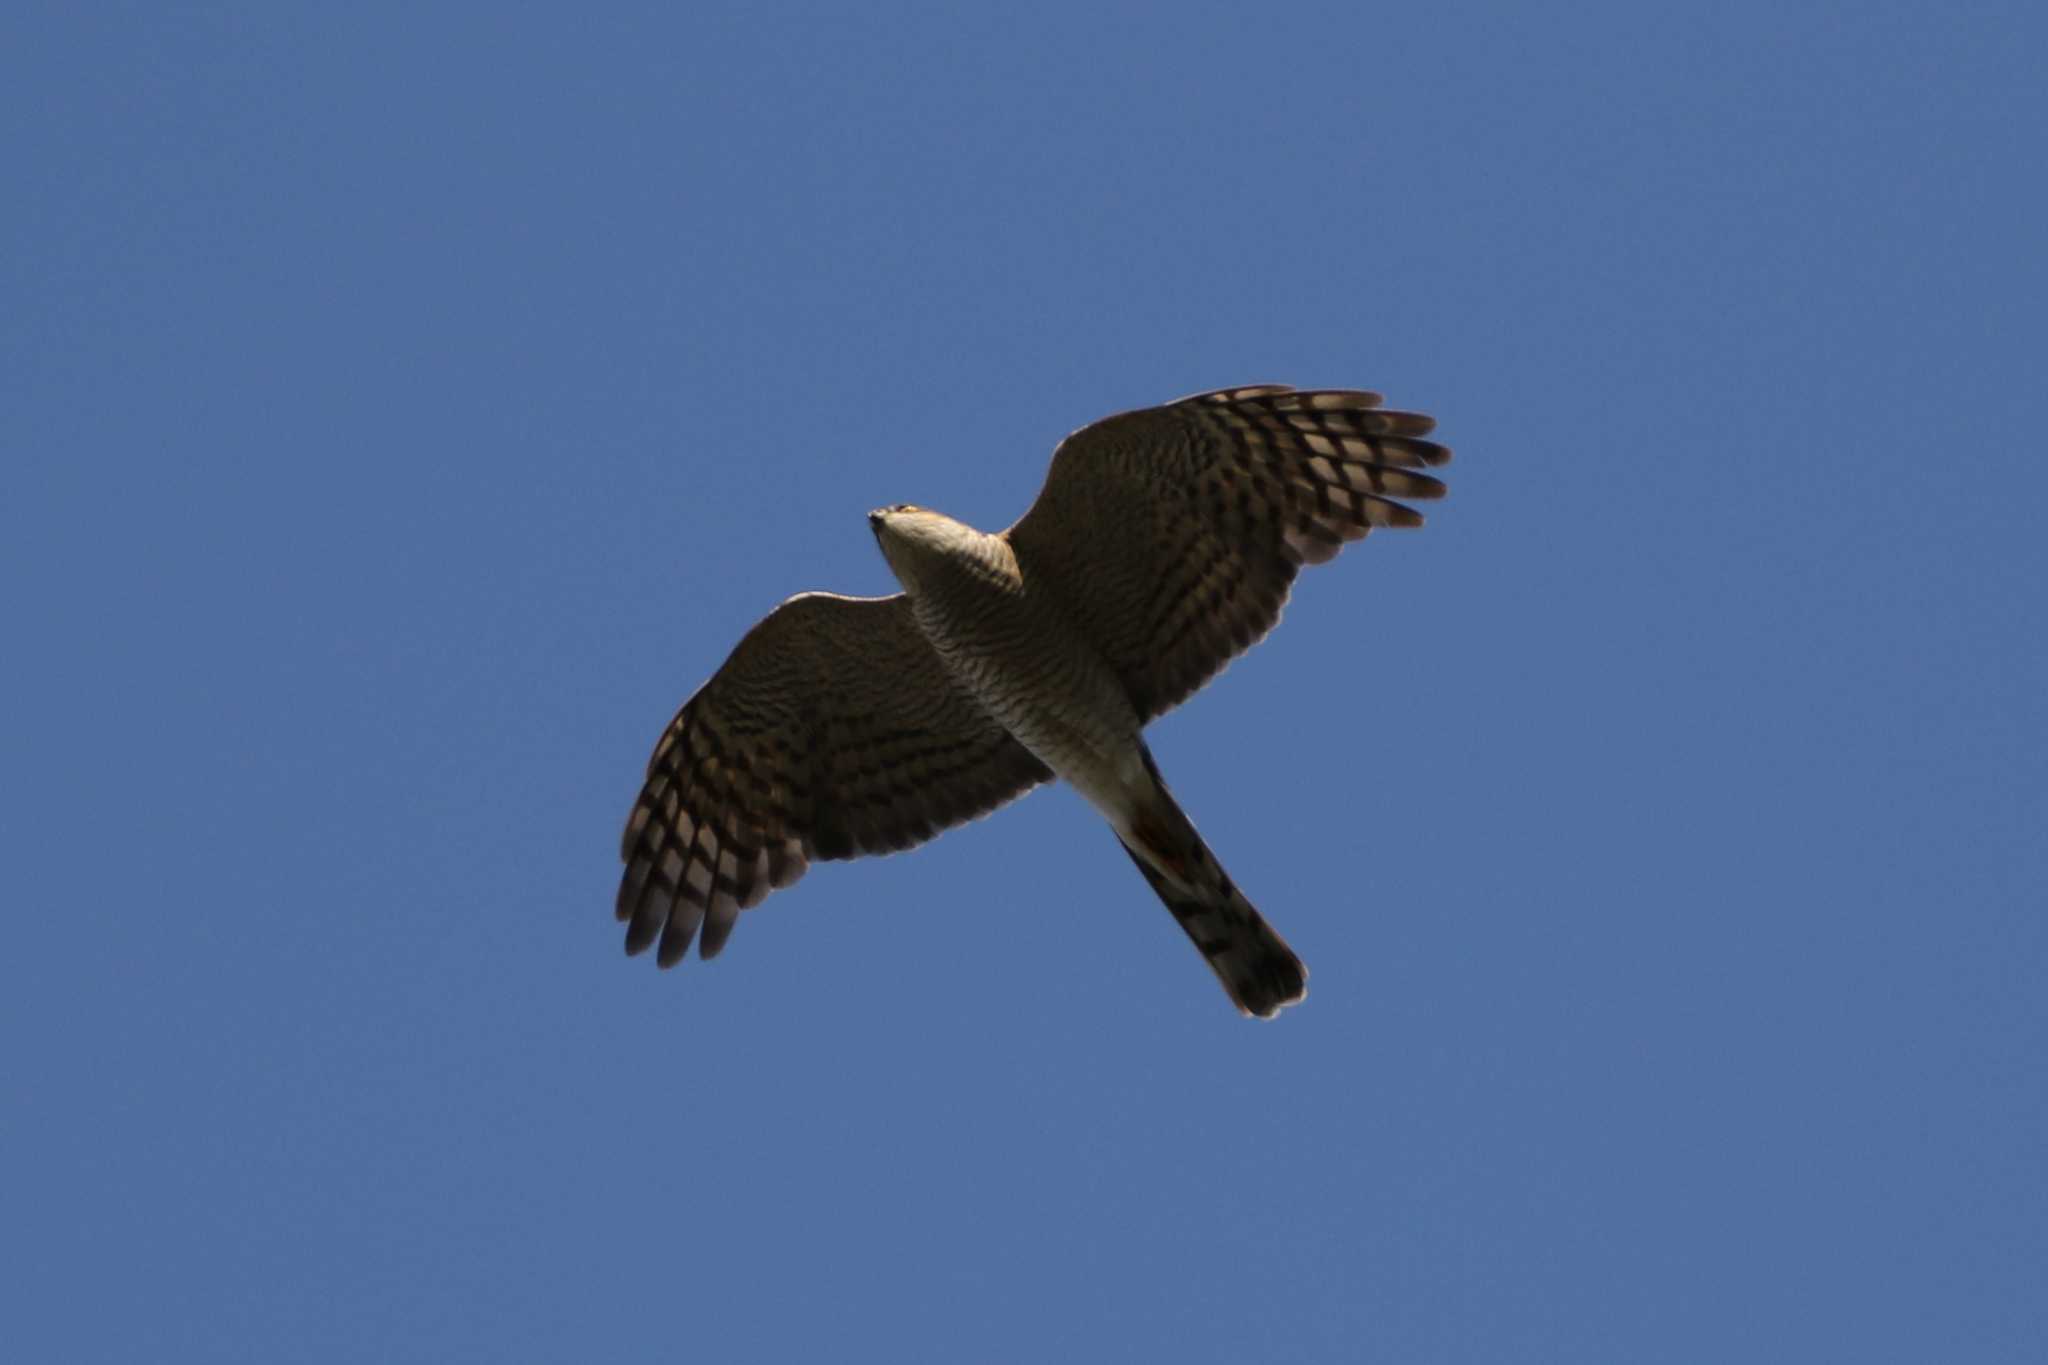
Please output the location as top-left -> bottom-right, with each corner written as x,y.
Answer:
1116,780 -> 1307,1019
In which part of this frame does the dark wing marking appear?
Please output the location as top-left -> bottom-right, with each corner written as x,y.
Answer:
617,592 -> 1051,967
1004,386 -> 1450,722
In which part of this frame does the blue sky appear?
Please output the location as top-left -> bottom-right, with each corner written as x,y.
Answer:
6,3 -> 2044,1360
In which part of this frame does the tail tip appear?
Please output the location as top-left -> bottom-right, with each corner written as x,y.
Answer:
1229,953 -> 1309,1020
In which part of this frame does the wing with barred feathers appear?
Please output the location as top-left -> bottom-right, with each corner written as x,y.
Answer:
1004,385 -> 1450,722
617,592 -> 1052,968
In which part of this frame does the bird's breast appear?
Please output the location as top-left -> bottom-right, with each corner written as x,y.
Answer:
909,577 -> 1141,801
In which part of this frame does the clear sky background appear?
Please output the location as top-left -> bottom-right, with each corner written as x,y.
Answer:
6,3 -> 2044,1361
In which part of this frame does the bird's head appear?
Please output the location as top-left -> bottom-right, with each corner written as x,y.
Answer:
868,504 -> 986,594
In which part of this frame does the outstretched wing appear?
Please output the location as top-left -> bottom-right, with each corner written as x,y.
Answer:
1004,385 -> 1450,722
617,592 -> 1052,967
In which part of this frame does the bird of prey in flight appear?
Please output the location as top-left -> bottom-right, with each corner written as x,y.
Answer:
618,385 -> 1450,1016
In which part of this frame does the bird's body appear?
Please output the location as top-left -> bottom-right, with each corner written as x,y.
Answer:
878,515 -> 1141,815
872,505 -> 1306,1013
618,385 -> 1451,1016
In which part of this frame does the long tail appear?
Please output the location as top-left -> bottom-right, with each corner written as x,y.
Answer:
1116,767 -> 1307,1019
